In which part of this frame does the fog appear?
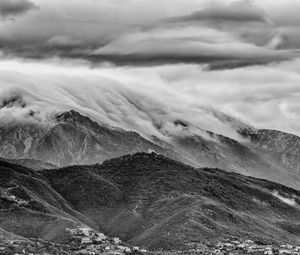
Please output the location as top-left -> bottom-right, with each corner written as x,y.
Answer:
1,58 -> 300,142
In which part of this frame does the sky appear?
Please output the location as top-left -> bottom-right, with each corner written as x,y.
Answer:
1,0 -> 300,139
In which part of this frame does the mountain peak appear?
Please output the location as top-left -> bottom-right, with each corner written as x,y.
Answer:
55,110 -> 104,131
55,110 -> 86,122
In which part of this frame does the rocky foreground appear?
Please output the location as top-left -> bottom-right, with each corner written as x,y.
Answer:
0,226 -> 146,255
1,227 -> 300,255
173,239 -> 300,255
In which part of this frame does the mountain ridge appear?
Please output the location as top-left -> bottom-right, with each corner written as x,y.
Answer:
1,109 -> 300,190
42,152 -> 300,250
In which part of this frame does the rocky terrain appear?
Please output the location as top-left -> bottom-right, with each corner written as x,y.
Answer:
1,110 -> 300,190
1,232 -> 300,255
239,128 -> 300,187
0,225 -> 146,255
156,239 -> 300,254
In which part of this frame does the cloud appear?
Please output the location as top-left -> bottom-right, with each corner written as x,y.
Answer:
165,0 -> 282,50
0,58 -> 245,140
86,1 -> 299,67
91,25 -> 296,67
167,0 -> 268,24
255,1 -> 300,50
46,36 -> 82,49
0,0 -> 297,68
0,0 -> 39,20
265,33 -> 287,50
1,57 -> 300,141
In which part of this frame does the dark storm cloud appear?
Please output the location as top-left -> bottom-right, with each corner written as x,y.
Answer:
90,23 -> 296,67
0,0 -> 298,68
85,53 -> 291,69
0,0 -> 39,19
167,0 -> 268,24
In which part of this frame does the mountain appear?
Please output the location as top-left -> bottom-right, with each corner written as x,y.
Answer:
1,109 -> 300,189
214,111 -> 300,182
172,130 -> 300,189
1,153 -> 300,252
0,110 -> 184,167
240,128 -> 300,183
168,113 -> 300,189
41,153 -> 300,250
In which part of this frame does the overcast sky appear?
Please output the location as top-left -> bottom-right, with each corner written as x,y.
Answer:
1,0 -> 300,139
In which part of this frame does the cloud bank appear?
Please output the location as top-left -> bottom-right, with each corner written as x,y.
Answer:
1,57 -> 300,140
0,0 -> 299,67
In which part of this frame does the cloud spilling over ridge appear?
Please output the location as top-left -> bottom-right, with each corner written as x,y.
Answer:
1,0 -> 300,139
1,58 -> 300,140
0,0 -> 38,20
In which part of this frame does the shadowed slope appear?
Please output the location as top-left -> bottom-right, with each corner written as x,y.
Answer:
0,160 -> 97,243
42,152 -> 300,250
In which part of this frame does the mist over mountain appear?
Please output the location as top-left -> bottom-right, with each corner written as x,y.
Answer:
1,109 -> 300,191
1,0 -> 300,254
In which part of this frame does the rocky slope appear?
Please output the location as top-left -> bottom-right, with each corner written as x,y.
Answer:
171,131 -> 300,189
240,128 -> 300,185
0,110 -> 184,167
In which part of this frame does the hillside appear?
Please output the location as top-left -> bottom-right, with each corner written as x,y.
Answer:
240,128 -> 300,185
0,153 -> 300,252
0,159 -> 148,254
42,152 -> 300,250
172,131 -> 300,189
0,160 -> 97,241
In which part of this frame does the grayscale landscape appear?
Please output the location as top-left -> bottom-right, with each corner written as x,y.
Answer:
0,0 -> 300,254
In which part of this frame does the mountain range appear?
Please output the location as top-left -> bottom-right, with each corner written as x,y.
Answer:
1,110 -> 300,190
1,109 -> 300,253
